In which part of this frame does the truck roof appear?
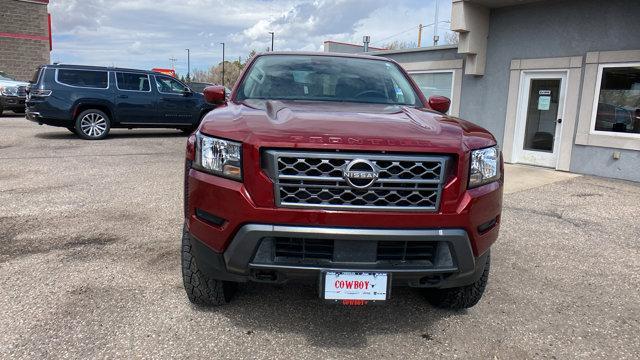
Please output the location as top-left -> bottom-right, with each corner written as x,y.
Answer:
253,51 -> 392,62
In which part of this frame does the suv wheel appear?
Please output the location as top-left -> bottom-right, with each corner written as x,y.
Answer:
75,109 -> 110,140
425,251 -> 490,310
181,226 -> 236,306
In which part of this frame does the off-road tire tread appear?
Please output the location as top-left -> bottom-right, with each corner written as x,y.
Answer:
426,252 -> 490,310
181,226 -> 234,306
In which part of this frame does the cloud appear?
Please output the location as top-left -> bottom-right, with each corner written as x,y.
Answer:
49,0 -> 452,75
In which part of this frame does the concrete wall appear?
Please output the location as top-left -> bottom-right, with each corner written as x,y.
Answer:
323,41 -> 386,54
371,46 -> 461,64
0,0 -> 50,81
571,146 -> 640,182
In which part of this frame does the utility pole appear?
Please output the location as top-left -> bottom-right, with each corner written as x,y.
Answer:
363,35 -> 370,52
185,49 -> 190,80
169,57 -> 177,70
269,32 -> 274,51
417,24 -> 423,47
433,0 -> 440,46
220,42 -> 225,87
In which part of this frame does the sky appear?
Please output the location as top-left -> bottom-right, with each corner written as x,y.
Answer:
49,0 -> 453,75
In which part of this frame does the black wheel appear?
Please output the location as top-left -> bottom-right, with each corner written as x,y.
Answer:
181,225 -> 236,306
425,251 -> 490,310
12,108 -> 25,114
66,127 -> 77,134
74,109 -> 110,140
0,107 -> 3,117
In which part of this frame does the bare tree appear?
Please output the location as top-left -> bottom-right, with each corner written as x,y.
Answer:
443,32 -> 459,45
382,40 -> 417,50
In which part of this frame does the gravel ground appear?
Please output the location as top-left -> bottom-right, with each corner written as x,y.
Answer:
1,115 -> 639,359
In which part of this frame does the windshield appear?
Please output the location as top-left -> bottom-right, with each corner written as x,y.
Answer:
237,55 -> 420,106
0,72 -> 16,81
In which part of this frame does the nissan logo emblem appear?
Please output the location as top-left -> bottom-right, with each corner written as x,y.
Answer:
343,159 -> 379,189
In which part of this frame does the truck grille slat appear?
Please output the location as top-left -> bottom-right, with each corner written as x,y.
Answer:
271,238 -> 438,264
265,151 -> 448,211
274,238 -> 334,260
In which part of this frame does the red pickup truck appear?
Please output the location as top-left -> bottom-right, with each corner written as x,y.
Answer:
182,52 -> 503,309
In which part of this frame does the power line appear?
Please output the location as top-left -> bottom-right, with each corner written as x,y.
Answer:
370,25 -> 421,45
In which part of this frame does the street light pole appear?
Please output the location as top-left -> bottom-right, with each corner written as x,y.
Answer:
433,0 -> 440,46
269,32 -> 274,51
185,48 -> 190,80
220,42 -> 225,87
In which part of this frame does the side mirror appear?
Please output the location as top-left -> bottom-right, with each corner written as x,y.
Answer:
182,89 -> 193,97
428,95 -> 451,114
203,85 -> 226,104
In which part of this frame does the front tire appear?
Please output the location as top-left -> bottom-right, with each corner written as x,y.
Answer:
181,226 -> 236,306
75,109 -> 111,140
425,251 -> 490,310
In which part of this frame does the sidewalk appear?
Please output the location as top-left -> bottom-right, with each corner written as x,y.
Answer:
503,163 -> 581,194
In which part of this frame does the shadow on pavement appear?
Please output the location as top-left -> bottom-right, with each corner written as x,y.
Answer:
195,282 -> 460,349
34,130 -> 187,140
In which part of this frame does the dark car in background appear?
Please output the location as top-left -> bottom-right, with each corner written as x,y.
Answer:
0,72 -> 28,116
188,82 -> 215,93
26,65 -> 216,140
189,81 -> 231,99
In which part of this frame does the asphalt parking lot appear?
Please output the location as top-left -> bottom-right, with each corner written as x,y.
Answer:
1,115 -> 639,359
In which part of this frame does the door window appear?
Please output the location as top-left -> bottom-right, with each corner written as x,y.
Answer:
116,72 -> 150,92
523,79 -> 561,152
156,76 -> 188,94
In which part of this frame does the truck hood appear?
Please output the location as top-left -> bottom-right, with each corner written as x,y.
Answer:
0,79 -> 28,87
200,100 -> 496,152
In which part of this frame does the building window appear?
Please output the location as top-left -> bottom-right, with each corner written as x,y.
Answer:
409,71 -> 454,111
591,63 -> 640,136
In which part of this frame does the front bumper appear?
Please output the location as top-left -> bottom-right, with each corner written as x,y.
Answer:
0,95 -> 26,110
187,167 -> 502,256
188,224 -> 490,288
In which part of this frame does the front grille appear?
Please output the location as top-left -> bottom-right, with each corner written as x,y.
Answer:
377,241 -> 436,262
264,150 -> 448,211
17,86 -> 27,97
274,237 -> 334,260
269,238 -> 438,265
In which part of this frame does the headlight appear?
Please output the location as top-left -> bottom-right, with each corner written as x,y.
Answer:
469,146 -> 500,188
0,86 -> 18,96
194,132 -> 242,180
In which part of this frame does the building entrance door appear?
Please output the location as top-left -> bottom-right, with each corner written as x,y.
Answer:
513,71 -> 567,168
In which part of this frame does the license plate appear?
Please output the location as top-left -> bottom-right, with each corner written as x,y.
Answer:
323,272 -> 388,301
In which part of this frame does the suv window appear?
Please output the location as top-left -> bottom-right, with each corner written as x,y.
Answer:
116,72 -> 150,92
156,76 -> 188,94
30,68 -> 42,84
57,69 -> 108,88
